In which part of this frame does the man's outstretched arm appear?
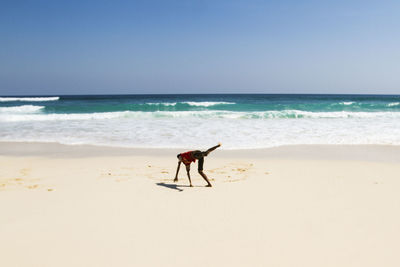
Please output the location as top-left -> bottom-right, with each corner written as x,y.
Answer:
174,161 -> 181,182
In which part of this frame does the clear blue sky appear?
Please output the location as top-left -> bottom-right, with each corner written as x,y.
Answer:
1,0 -> 400,95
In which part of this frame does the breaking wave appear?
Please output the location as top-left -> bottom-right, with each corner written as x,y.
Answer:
340,101 -> 355,105
388,102 -> 400,107
0,97 -> 60,102
181,101 -> 235,106
2,109 -> 400,122
0,105 -> 44,114
146,101 -> 235,107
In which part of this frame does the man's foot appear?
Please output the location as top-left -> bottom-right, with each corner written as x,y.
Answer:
206,184 -> 212,187
190,184 -> 193,187
173,178 -> 178,182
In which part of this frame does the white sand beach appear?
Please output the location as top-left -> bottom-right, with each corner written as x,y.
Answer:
1,142 -> 400,267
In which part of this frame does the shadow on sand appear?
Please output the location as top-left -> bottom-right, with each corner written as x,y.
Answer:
156,182 -> 203,192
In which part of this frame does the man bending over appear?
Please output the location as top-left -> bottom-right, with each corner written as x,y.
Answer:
174,143 -> 221,187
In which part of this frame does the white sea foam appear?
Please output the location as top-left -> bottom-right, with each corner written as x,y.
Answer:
387,102 -> 400,107
182,101 -> 235,106
146,101 -> 235,107
1,114 -> 400,149
1,108 -> 400,149
146,102 -> 177,106
259,110 -> 400,119
0,111 -> 131,122
2,110 -> 400,122
0,97 -> 59,102
0,105 -> 44,113
340,101 -> 355,105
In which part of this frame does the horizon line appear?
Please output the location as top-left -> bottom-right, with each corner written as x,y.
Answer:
1,92 -> 400,97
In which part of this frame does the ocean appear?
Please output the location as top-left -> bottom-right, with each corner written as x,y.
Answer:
1,94 -> 400,149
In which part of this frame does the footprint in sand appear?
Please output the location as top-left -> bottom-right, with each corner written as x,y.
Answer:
99,168 -> 133,182
20,168 -> 31,176
219,162 -> 254,183
0,168 -> 44,191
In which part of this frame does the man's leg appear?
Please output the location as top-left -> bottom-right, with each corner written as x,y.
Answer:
185,164 -> 193,187
204,143 -> 221,156
198,158 -> 212,187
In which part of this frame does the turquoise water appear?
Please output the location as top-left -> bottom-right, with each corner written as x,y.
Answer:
1,94 -> 400,148
2,94 -> 400,114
